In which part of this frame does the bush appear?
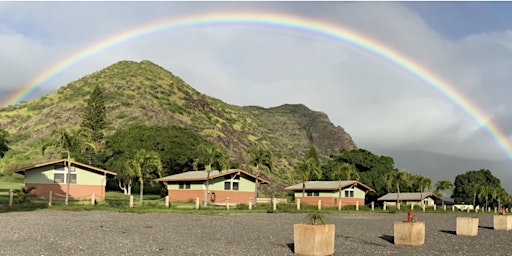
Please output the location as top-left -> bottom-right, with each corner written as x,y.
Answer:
236,203 -> 249,210
14,186 -> 37,203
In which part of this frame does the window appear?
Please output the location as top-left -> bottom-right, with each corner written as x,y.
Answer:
344,185 -> 354,198
224,174 -> 240,191
178,182 -> 191,189
306,191 -> 319,197
54,173 -> 64,183
53,165 -> 77,184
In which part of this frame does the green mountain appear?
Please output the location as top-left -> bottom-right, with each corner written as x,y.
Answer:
0,60 -> 356,187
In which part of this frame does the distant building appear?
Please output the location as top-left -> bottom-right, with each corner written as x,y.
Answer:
284,180 -> 375,207
14,159 -> 116,200
377,192 -> 440,208
156,169 -> 269,205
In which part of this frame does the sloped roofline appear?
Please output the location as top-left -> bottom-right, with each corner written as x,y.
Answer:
155,169 -> 270,184
377,192 -> 440,201
284,180 -> 375,192
14,159 -> 117,176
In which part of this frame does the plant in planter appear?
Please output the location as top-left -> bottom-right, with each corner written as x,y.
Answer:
494,206 -> 512,230
393,211 -> 425,246
294,211 -> 335,256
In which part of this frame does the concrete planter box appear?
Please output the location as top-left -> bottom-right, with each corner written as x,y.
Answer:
494,215 -> 512,230
456,217 -> 479,236
293,223 -> 335,256
393,221 -> 425,246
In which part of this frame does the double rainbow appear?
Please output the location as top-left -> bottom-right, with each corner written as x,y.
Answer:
2,12 -> 511,162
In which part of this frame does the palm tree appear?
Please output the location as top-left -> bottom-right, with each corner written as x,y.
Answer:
247,148 -> 273,207
434,180 -> 454,207
193,144 -> 229,207
478,185 -> 490,210
125,149 -> 162,206
413,175 -> 432,192
42,128 -> 96,205
294,157 -> 322,203
384,170 -> 411,209
468,183 -> 480,207
490,187 -> 499,209
329,162 -> 357,206
496,189 -> 509,210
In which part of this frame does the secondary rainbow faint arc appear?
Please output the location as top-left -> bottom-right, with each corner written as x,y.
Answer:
4,12 -> 512,162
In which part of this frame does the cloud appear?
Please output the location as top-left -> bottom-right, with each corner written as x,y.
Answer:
0,1 -> 511,167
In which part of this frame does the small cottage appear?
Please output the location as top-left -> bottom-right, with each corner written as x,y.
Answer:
284,180 -> 375,207
377,192 -> 440,208
156,169 -> 270,205
14,159 -> 116,200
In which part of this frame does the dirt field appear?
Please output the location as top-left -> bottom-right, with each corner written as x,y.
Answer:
0,211 -> 510,255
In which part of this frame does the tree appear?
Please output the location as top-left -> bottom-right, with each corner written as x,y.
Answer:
452,169 -> 503,205
41,128 -> 96,205
81,84 -> 106,143
125,149 -> 162,206
469,184 -> 480,207
110,154 -> 135,195
329,162 -> 357,206
193,144 -> 229,207
434,180 -> 454,207
384,170 -> 411,209
330,149 -> 396,200
293,146 -> 322,203
478,185 -> 490,209
105,125 -> 211,178
80,85 -> 106,166
489,187 -> 499,209
0,128 -> 9,158
247,148 -> 273,206
411,175 -> 432,192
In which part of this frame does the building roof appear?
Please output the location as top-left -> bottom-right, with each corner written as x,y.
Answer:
14,159 -> 117,176
155,169 -> 270,184
377,192 -> 440,201
284,180 -> 375,192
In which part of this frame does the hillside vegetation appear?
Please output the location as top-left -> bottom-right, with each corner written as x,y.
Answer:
0,60 -> 356,189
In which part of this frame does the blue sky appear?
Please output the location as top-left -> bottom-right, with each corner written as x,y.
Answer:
1,2 -> 512,190
405,2 -> 512,39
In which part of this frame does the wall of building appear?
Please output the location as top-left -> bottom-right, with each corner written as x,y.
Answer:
25,166 -> 53,184
25,183 -> 105,200
383,198 -> 436,208
166,189 -> 254,204
24,164 -> 106,186
294,196 -> 364,207
292,186 -> 368,207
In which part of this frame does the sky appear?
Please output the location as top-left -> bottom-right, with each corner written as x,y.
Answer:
1,2 -> 512,191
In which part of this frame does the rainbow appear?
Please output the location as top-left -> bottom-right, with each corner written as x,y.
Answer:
3,11 -> 512,162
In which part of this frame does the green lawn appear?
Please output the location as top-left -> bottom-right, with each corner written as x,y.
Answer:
0,182 -> 24,204
0,182 -> 474,214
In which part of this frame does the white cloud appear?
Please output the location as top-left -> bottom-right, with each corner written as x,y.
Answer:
1,1 -> 512,168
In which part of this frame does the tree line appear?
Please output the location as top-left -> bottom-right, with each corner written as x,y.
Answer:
0,85 -> 510,208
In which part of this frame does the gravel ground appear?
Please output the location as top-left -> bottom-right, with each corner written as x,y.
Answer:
0,211 -> 511,256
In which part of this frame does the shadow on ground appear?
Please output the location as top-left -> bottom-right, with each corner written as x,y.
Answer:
439,230 -> 456,235
379,234 -> 394,244
286,243 -> 294,253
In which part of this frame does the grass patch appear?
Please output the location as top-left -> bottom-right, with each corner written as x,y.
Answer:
0,183 -> 478,214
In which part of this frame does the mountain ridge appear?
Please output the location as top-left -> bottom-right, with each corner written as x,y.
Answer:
0,60 -> 357,186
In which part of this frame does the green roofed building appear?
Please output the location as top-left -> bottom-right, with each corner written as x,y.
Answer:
14,159 -> 116,200
377,192 -> 440,208
284,180 -> 375,207
156,169 -> 270,205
